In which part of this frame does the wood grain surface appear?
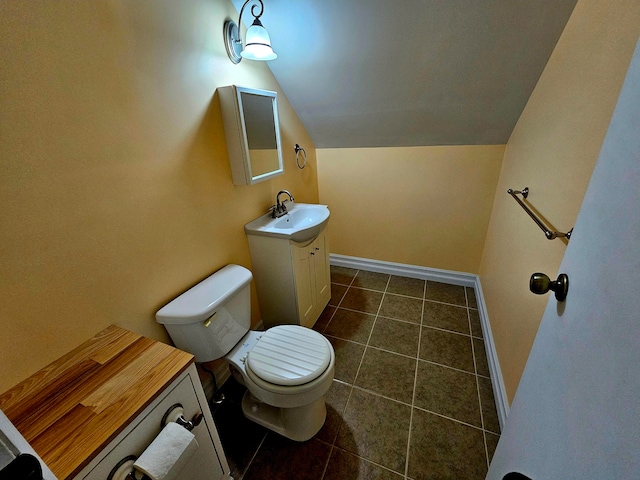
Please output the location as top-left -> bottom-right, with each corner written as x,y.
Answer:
0,325 -> 194,479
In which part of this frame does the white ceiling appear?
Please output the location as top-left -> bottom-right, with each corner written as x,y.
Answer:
232,0 -> 578,148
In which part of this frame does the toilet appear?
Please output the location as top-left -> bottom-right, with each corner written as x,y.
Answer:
156,264 -> 335,442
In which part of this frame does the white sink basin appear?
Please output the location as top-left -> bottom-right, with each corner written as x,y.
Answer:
244,203 -> 330,242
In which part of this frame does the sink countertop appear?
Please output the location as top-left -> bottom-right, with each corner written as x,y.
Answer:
0,325 -> 193,480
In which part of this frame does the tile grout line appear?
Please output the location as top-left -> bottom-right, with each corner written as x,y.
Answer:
404,279 -> 427,479
467,289 -> 491,470
324,272 -> 358,331
356,273 -> 403,473
347,272 -> 390,395
411,404 -> 487,432
319,446 -> 333,480
338,285 -> 423,300
421,323 -> 475,338
329,269 -> 391,477
320,269 -> 360,480
330,445 -> 408,478
332,304 -> 419,324
240,431 -> 268,480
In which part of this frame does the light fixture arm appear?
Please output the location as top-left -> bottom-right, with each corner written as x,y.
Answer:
238,0 -> 265,30
224,0 -> 275,64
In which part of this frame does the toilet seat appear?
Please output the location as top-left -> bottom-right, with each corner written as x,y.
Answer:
246,325 -> 332,386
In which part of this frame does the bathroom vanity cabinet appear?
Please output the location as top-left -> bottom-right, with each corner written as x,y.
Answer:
76,364 -> 228,480
248,229 -> 331,328
0,326 -> 231,480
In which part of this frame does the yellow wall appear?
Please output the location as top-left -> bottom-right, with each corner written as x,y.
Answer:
317,146 -> 504,274
479,0 -> 640,402
0,0 -> 318,392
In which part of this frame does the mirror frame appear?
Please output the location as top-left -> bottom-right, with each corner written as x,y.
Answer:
218,85 -> 284,185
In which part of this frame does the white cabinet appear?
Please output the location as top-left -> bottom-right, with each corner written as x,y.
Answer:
218,85 -> 284,185
247,228 -> 331,329
75,364 -> 231,480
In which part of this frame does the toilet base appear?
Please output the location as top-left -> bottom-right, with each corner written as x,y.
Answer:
241,391 -> 327,442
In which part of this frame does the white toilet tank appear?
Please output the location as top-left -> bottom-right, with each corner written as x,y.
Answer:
156,264 -> 253,362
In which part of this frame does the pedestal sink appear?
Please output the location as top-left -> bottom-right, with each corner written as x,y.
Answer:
244,203 -> 330,242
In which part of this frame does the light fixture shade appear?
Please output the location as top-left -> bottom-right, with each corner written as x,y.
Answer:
241,20 -> 277,61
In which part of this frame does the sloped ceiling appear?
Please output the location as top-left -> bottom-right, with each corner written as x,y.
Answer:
231,0 -> 578,148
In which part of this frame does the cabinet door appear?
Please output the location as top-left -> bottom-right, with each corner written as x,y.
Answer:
312,231 -> 331,311
292,241 -> 316,327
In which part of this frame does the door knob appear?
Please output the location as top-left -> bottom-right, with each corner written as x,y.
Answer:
529,272 -> 569,302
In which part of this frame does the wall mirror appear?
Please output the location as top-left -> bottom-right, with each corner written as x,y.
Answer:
218,85 -> 284,185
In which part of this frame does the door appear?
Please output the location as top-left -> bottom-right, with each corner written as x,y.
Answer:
487,38 -> 640,479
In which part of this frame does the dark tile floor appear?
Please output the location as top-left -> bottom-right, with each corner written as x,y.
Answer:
211,266 -> 500,480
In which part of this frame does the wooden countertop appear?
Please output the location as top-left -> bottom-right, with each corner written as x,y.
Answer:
0,325 -> 194,480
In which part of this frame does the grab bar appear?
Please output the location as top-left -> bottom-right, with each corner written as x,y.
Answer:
507,187 -> 573,241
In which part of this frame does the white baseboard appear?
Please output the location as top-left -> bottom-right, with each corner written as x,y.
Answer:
330,254 -> 476,286
330,253 -> 509,429
473,278 -> 510,429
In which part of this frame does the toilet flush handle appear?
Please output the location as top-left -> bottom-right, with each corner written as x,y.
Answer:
203,312 -> 218,327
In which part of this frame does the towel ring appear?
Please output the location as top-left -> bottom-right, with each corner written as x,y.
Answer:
294,144 -> 307,169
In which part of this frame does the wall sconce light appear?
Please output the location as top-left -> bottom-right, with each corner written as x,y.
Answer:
224,0 -> 277,64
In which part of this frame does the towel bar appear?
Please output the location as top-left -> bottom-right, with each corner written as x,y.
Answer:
507,187 -> 573,240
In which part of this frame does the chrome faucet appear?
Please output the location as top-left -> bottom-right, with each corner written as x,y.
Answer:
270,190 -> 294,218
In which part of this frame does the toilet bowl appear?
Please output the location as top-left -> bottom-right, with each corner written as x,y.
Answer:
156,264 -> 335,441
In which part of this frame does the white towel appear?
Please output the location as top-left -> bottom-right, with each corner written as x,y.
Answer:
133,422 -> 199,480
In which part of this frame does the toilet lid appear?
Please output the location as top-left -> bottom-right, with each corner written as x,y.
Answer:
246,325 -> 332,386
